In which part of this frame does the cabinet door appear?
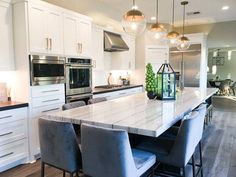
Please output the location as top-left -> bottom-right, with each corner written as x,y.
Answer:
63,14 -> 78,56
77,19 -> 92,57
28,3 -> 48,53
0,2 -> 14,70
46,10 -> 63,55
92,26 -> 104,71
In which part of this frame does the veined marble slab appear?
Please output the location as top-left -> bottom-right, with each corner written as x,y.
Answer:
45,87 -> 217,137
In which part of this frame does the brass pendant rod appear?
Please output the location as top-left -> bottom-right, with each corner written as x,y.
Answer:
183,3 -> 185,36
133,0 -> 135,7
171,0 -> 175,28
156,0 -> 159,23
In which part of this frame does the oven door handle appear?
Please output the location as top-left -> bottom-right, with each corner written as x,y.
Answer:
66,64 -> 92,68
67,94 -> 93,101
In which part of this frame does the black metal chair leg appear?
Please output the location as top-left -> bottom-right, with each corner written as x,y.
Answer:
41,162 -> 45,177
192,154 -> 196,177
75,171 -> 79,177
182,167 -> 186,177
70,172 -> 74,177
63,171 -> 66,177
199,142 -> 204,177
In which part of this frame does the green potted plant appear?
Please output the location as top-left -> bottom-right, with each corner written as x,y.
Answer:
145,63 -> 157,99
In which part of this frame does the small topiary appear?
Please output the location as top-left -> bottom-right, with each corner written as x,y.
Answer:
145,63 -> 157,93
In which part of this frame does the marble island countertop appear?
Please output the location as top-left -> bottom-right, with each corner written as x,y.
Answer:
93,84 -> 143,94
45,87 -> 217,137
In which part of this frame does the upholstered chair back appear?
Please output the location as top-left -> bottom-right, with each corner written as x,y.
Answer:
38,118 -> 82,172
81,123 -> 137,177
62,101 -> 86,110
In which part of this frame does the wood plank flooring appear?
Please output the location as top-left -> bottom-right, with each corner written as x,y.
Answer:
0,108 -> 236,177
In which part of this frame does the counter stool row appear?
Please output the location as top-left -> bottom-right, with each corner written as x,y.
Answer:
39,99 -> 207,177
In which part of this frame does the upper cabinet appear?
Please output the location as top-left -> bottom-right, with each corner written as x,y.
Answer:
91,26 -> 104,71
63,13 -> 92,57
0,1 -> 14,70
13,0 -> 92,57
28,3 -> 63,55
111,34 -> 136,70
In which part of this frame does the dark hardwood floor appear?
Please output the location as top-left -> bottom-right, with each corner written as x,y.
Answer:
0,109 -> 236,177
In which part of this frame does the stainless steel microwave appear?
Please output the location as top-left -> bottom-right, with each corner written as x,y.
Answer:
30,55 -> 65,86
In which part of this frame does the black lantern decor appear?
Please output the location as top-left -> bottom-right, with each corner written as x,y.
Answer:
156,63 -> 176,100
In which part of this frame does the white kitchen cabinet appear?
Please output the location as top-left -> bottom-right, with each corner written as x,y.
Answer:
63,14 -> 78,56
77,19 -> 92,57
93,86 -> 143,100
29,84 -> 65,160
0,107 -> 28,172
28,2 -> 63,55
92,26 -> 104,71
111,34 -> 136,70
145,46 -> 169,73
63,13 -> 92,58
0,1 -> 14,70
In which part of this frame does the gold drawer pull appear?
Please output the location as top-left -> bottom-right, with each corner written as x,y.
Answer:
0,132 -> 13,137
42,99 -> 60,103
0,152 -> 14,159
42,108 -> 60,113
0,115 -> 12,120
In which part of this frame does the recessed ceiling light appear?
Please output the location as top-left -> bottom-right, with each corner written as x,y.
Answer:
222,6 -> 229,10
150,16 -> 156,21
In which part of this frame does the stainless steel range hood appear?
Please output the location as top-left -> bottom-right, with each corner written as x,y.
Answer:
104,31 -> 129,52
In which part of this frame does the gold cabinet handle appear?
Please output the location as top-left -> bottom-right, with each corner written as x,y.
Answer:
80,43 -> 83,54
49,38 -> 52,50
46,38 -> 49,49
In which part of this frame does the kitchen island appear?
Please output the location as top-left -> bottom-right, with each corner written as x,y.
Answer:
45,87 -> 217,137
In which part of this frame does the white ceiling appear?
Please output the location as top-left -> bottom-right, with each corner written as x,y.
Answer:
96,0 -> 236,26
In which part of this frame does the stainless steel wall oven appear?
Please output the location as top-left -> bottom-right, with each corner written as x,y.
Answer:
30,55 -> 65,86
65,58 -> 93,103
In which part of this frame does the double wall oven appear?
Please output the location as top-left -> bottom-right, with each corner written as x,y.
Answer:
65,58 -> 93,103
30,55 -> 93,104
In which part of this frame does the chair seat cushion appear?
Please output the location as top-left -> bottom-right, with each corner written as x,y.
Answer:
132,148 -> 156,176
136,138 -> 175,162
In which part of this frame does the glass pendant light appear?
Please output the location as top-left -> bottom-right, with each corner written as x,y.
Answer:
176,1 -> 190,51
122,0 -> 146,36
167,0 -> 179,44
149,0 -> 166,39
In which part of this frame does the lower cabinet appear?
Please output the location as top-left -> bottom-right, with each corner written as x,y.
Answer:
93,87 -> 143,100
0,107 -> 28,172
29,84 -> 65,161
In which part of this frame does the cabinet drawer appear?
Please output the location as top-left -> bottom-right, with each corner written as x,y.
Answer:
32,103 -> 63,117
0,107 -> 27,125
0,139 -> 27,170
31,84 -> 65,98
0,120 -> 27,146
32,94 -> 65,108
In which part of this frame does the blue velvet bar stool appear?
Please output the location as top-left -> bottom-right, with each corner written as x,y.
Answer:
88,97 -> 107,104
81,123 -> 156,177
62,101 -> 86,110
136,105 -> 206,177
38,118 -> 82,177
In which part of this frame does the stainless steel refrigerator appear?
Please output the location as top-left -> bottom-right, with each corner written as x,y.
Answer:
169,44 -> 201,88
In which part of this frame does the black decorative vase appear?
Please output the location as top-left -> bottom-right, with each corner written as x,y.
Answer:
147,92 -> 157,99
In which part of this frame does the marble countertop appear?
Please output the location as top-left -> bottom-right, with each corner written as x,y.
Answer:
93,85 -> 143,94
45,87 -> 217,137
0,101 -> 28,111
